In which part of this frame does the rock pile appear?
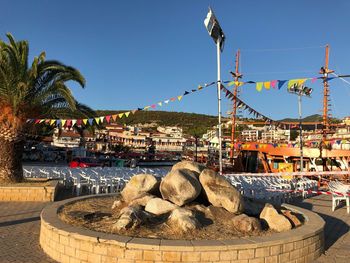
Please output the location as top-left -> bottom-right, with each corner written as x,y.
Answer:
112,161 -> 301,235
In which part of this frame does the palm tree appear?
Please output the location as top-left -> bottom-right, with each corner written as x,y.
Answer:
0,33 -> 87,183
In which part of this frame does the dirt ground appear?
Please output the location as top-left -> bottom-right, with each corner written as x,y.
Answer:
59,196 -> 278,240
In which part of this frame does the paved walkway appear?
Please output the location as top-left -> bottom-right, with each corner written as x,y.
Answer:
0,202 -> 57,263
0,195 -> 348,262
292,195 -> 350,263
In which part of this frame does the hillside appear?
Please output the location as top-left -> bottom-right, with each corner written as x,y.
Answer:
96,110 -> 222,136
279,114 -> 341,123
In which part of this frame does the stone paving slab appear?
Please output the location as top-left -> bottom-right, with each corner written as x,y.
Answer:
0,202 -> 57,263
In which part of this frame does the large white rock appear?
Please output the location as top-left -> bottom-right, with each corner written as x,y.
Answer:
145,198 -> 178,215
171,161 -> 205,175
129,193 -> 156,207
113,206 -> 147,231
168,208 -> 200,232
199,169 -> 244,214
160,168 -> 202,206
121,174 -> 158,202
231,214 -> 262,233
260,204 -> 292,232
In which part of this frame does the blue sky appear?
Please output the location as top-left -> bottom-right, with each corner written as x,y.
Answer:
1,0 -> 350,120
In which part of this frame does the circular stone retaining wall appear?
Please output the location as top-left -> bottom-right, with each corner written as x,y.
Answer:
40,194 -> 325,263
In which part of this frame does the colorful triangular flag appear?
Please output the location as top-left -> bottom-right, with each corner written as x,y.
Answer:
125,112 -> 130,117
264,82 -> 270,90
177,95 -> 183,101
105,116 -> 111,123
256,82 -> 263,92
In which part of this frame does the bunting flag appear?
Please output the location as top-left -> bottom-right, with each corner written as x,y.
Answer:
118,113 -> 124,118
61,120 -> 67,126
72,119 -> 77,126
256,82 -> 263,92
50,119 -> 56,126
124,112 -> 130,117
264,81 -> 270,90
164,100 -> 169,104
99,116 -> 104,123
177,95 -> 183,101
158,102 -> 162,106
220,84 -> 280,125
184,91 -> 190,95
271,80 -> 277,89
223,76 -> 338,92
94,117 -> 100,124
105,116 -> 111,123
83,119 -> 88,125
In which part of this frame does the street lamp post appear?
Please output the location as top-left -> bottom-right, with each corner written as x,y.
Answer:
204,7 -> 225,174
288,83 -> 313,172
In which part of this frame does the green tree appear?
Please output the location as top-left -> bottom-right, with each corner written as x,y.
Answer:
0,33 -> 87,183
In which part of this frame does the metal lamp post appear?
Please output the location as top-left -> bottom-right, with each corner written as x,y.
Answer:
288,84 -> 313,172
204,7 -> 225,174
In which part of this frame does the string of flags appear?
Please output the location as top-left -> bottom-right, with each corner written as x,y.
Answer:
220,84 -> 281,125
232,140 -> 350,150
225,76 -> 335,92
27,81 -> 217,127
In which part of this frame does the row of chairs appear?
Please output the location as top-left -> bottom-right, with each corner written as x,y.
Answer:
23,166 -> 169,196
226,174 -> 318,205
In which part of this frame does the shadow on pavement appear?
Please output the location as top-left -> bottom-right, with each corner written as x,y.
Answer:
293,200 -> 349,250
0,216 -> 40,227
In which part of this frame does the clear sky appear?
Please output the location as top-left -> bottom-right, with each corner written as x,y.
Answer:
1,0 -> 350,120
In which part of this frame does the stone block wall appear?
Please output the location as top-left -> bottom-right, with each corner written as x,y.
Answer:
0,180 -> 58,201
40,196 -> 325,263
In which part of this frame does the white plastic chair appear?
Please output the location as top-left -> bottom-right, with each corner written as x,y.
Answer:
329,181 -> 350,214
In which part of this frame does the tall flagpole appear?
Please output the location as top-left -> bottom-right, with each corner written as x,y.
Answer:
203,7 -> 225,174
216,38 -> 223,174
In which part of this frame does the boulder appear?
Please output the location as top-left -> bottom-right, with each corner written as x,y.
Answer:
168,208 -> 200,232
171,161 -> 205,175
145,198 -> 178,215
121,174 -> 159,202
281,209 -> 302,227
111,199 -> 124,210
160,169 -> 202,206
129,194 -> 156,207
260,204 -> 292,232
113,205 -> 148,231
231,214 -> 262,233
199,169 -> 244,214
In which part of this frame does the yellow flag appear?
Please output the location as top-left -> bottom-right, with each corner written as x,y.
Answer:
124,112 -> 130,117
198,85 -> 203,90
61,119 -> 66,126
177,95 -> 183,101
256,82 -> 263,92
50,119 -> 56,126
298,78 -> 307,85
118,113 -> 124,118
264,82 -> 270,90
158,102 -> 162,106
83,119 -> 88,125
94,117 -> 100,124
39,119 -> 45,123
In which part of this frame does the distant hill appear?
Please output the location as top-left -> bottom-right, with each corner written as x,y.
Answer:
96,110 -> 223,136
279,114 -> 340,123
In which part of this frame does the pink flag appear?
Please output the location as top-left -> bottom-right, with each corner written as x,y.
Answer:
271,80 -> 277,89
105,115 -> 111,123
